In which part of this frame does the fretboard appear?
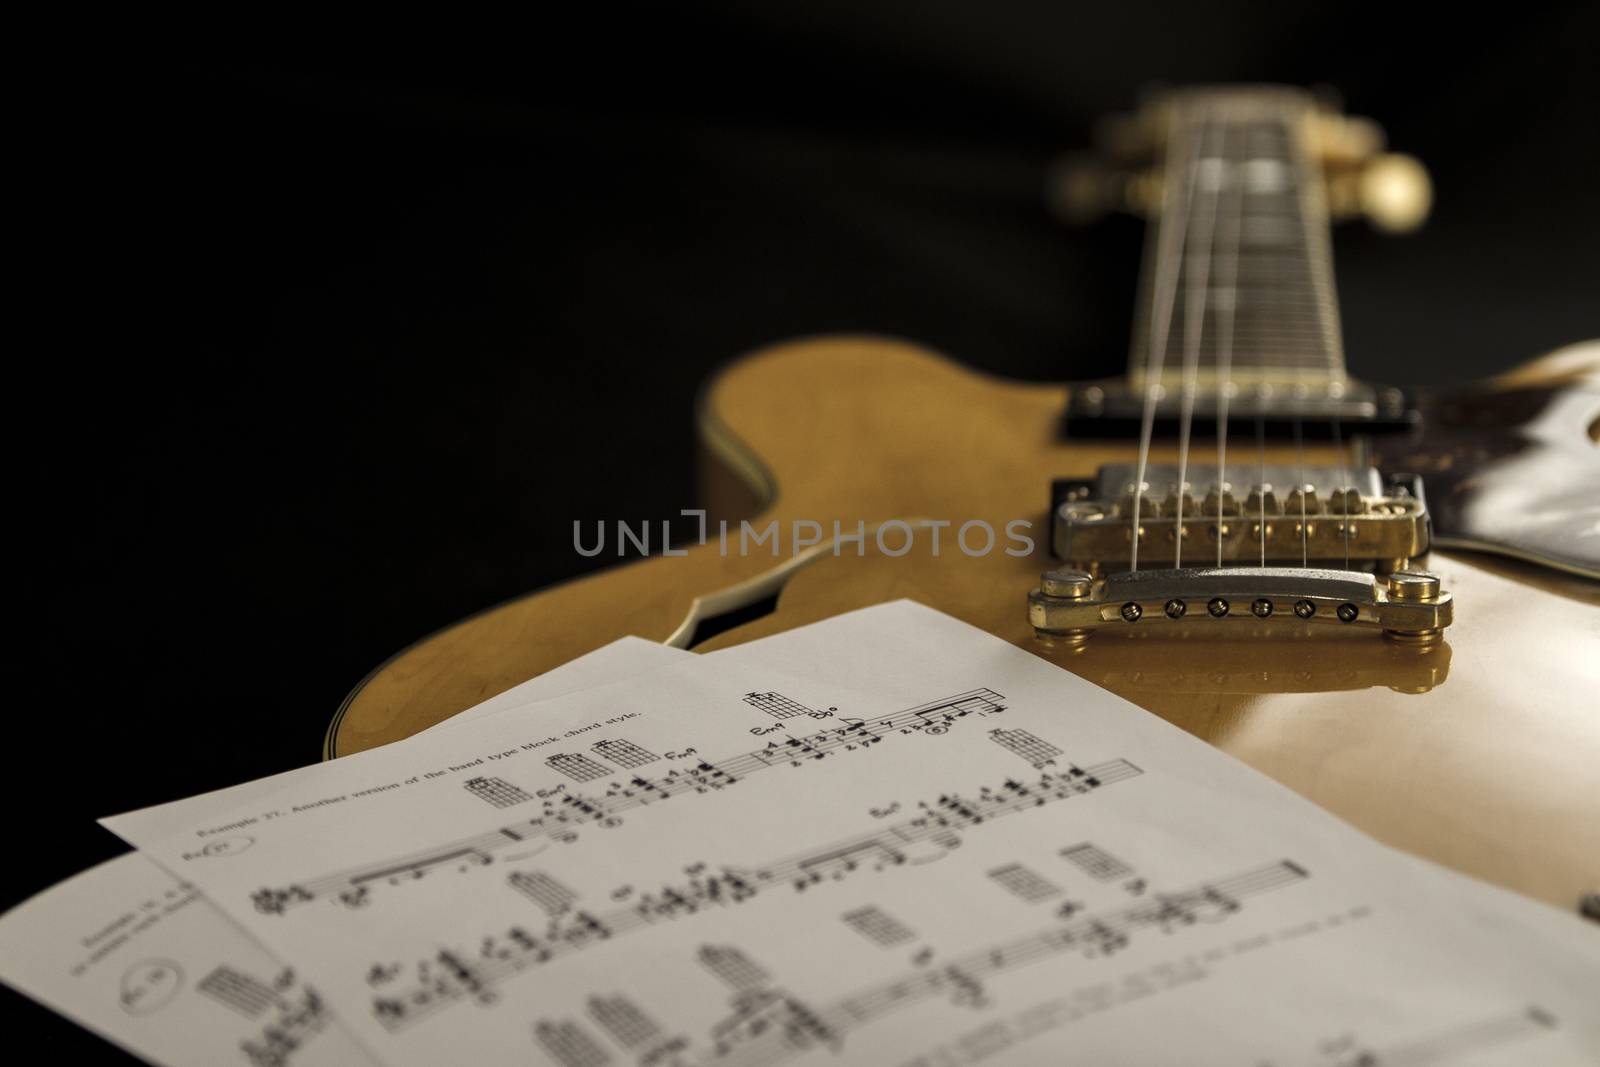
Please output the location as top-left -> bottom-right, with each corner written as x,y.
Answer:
1128,89 -> 1345,389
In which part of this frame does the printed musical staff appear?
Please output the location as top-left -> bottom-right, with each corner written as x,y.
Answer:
367,759 -> 1142,1030
462,776 -> 533,809
196,964 -> 278,1018
988,728 -> 1063,768
841,906 -> 916,947
534,1018 -> 612,1067
1060,842 -> 1134,882
508,871 -> 577,916
987,863 -> 1063,903
1316,1005 -> 1557,1067
698,945 -> 770,991
545,753 -> 612,783
254,688 -> 1008,915
708,860 -> 1309,1066
704,988 -> 837,1062
241,984 -> 331,1067
586,994 -> 662,1050
591,738 -> 659,769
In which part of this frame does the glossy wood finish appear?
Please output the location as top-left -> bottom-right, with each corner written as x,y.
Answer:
331,337 -> 1600,907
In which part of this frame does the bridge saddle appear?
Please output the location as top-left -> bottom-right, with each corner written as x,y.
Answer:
1052,464 -> 1431,574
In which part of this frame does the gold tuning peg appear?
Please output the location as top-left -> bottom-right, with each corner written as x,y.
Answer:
1358,153 -> 1432,233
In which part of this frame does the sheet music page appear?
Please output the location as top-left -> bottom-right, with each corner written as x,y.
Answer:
0,852 -> 380,1067
1,637 -> 688,1067
103,602 -> 1600,1066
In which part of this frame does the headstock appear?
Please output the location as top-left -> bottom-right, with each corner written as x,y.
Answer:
1050,86 -> 1432,233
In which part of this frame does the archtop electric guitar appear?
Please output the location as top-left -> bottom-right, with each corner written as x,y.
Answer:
327,87 -> 1600,912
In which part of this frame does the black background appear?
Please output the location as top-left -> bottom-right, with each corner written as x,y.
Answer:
8,5 -> 1598,1058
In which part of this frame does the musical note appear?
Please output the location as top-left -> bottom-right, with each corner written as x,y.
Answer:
707,860 -> 1310,1065
239,984 -> 332,1067
253,689 -> 1010,914
367,760 -> 1142,1031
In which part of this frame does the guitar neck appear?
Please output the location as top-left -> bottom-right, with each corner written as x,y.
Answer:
1128,87 -> 1346,392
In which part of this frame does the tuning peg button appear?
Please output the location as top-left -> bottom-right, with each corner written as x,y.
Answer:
1360,153 -> 1432,233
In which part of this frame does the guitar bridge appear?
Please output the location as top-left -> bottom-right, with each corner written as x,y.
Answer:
1051,465 -> 1431,573
1027,567 -> 1452,647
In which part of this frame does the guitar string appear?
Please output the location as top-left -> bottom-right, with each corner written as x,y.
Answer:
1130,106 -> 1202,572
1212,119 -> 1245,569
1293,416 -> 1308,568
1333,415 -> 1350,570
1287,98 -> 1311,572
1256,415 -> 1267,566
1173,118 -> 1223,570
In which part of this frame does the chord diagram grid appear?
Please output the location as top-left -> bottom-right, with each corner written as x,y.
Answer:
587,994 -> 662,1050
545,752 -> 612,783
509,870 -> 577,915
534,1019 -> 612,1067
987,863 -> 1064,903
1061,842 -> 1135,882
988,727 -> 1063,768
739,687 -> 832,723
591,738 -> 659,769
841,905 -> 916,947
697,945 -> 769,991
462,776 -> 533,809
196,965 -> 278,1019
742,691 -> 815,719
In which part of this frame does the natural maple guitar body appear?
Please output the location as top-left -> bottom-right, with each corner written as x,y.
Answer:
330,336 -> 1600,910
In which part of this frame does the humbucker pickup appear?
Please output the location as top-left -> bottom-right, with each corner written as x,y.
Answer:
1062,379 -> 1420,437
1050,464 -> 1431,573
